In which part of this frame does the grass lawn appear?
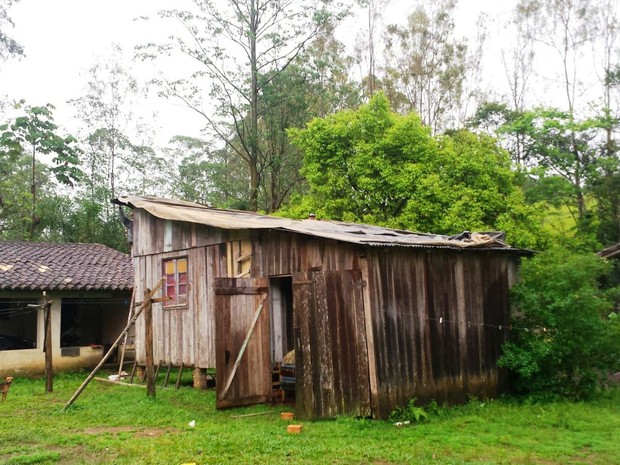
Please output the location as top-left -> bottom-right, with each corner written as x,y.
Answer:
0,372 -> 618,465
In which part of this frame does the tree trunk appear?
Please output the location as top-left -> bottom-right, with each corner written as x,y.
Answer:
249,0 -> 259,212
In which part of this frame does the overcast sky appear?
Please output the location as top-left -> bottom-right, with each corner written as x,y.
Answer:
0,0 -> 513,144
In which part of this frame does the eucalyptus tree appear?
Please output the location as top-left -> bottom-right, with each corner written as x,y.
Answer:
70,46 -> 161,214
354,0 -> 389,99
381,0 -> 475,134
140,0 -> 349,211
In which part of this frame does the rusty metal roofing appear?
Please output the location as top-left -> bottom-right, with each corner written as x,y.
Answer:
114,195 -> 520,251
0,241 -> 133,291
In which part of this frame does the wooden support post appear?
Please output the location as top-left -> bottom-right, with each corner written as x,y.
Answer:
130,360 -> 138,384
144,289 -> 155,398
175,363 -> 184,390
43,295 -> 53,394
164,363 -> 172,387
154,360 -> 162,382
62,279 -> 165,412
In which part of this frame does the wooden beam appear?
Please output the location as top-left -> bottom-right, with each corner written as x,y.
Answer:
43,295 -> 53,394
62,278 -> 165,411
175,363 -> 184,390
144,290 -> 155,398
218,293 -> 268,401
93,377 -> 146,388
164,363 -> 172,387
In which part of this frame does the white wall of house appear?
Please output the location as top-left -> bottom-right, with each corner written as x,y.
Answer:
0,291 -> 129,377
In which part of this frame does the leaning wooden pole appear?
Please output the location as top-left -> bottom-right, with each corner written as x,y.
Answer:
117,287 -> 137,377
62,279 -> 165,412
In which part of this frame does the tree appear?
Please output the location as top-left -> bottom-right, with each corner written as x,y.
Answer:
0,102 -> 81,239
0,0 -> 24,62
287,93 -> 546,249
381,0 -> 472,133
167,135 -> 250,208
70,46 -> 162,229
499,248 -> 620,399
353,0 -> 389,99
141,0 -> 347,211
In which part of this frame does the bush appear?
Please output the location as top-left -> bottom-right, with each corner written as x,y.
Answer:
388,398 -> 429,424
499,247 -> 620,400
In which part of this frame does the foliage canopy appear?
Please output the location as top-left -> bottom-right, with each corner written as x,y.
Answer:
287,93 -> 546,249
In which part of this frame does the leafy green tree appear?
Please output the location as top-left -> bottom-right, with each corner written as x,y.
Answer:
38,196 -> 128,252
499,248 -> 620,399
168,135 -> 250,209
0,102 -> 81,239
287,93 -> 546,249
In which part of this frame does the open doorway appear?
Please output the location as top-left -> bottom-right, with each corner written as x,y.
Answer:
60,298 -> 130,361
270,276 -> 295,400
269,276 -> 294,363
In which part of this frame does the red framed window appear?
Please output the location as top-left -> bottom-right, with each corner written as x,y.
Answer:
163,257 -> 188,307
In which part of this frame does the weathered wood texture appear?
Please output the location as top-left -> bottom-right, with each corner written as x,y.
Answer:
254,230 -> 361,276
293,270 -> 371,419
131,209 -> 517,419
366,248 -> 513,419
214,278 -> 272,408
133,210 -> 226,369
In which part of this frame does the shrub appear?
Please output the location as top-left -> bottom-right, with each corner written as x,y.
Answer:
389,398 -> 429,424
499,247 -> 620,399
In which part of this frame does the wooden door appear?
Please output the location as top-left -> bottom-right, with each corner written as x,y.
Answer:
214,277 -> 271,408
293,269 -> 371,419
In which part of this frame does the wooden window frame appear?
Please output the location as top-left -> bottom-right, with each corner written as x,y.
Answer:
163,256 -> 189,308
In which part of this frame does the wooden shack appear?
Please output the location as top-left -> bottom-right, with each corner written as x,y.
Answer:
115,195 -> 525,420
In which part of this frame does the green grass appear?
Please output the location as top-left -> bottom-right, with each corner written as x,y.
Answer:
0,372 -> 619,464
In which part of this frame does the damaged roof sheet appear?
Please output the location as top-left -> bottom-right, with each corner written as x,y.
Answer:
0,241 -> 133,291
115,195 -> 520,251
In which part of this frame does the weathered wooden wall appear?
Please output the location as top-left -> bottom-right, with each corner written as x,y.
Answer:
131,209 -> 518,420
132,209 -> 228,369
365,248 -> 514,419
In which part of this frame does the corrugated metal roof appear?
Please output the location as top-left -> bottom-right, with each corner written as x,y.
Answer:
598,243 -> 620,259
0,241 -> 133,291
114,195 -> 521,251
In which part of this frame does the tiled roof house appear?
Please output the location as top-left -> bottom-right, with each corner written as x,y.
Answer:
0,241 -> 133,376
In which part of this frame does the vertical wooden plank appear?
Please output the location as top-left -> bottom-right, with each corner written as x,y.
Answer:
144,290 -> 155,398
314,271 -> 333,418
293,272 -> 313,419
360,256 -> 378,417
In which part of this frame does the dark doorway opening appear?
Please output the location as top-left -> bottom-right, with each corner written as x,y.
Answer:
269,276 -> 294,363
270,276 -> 295,400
